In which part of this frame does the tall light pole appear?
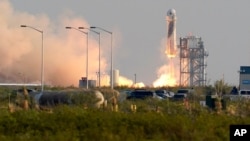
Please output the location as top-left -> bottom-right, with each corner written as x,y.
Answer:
20,25 -> 44,93
79,27 -> 101,87
65,26 -> 89,89
134,73 -> 137,85
90,26 -> 113,89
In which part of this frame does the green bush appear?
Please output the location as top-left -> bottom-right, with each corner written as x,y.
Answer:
0,86 -> 250,140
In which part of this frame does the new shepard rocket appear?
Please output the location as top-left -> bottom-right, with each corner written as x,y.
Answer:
166,9 -> 177,58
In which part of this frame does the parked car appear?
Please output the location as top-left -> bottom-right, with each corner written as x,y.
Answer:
126,89 -> 156,100
239,90 -> 250,99
155,89 -> 174,99
224,89 -> 250,101
170,88 -> 194,101
171,94 -> 187,101
176,88 -> 194,95
119,90 -> 132,102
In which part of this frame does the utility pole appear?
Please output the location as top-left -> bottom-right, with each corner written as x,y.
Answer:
134,73 -> 136,85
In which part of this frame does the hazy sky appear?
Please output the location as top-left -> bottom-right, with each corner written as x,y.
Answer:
2,0 -> 250,86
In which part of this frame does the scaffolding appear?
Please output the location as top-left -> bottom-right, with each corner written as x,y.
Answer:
179,36 -> 208,87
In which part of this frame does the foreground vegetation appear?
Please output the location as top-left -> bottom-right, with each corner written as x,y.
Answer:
0,85 -> 249,141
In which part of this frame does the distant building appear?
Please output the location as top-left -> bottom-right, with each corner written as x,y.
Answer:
239,66 -> 250,90
79,77 -> 96,88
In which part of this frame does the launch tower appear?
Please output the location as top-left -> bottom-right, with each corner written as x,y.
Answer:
179,36 -> 208,87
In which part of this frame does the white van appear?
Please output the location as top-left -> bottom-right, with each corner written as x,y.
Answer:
239,90 -> 250,99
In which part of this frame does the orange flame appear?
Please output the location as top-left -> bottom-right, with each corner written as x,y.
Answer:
153,58 -> 179,87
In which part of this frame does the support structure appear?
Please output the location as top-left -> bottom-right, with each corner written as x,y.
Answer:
179,35 -> 208,87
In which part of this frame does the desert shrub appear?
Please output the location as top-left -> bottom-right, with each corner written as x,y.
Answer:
0,102 -> 249,141
1,87 -> 250,140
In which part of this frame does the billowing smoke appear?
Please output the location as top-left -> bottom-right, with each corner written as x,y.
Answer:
119,76 -> 133,86
0,0 -> 113,86
153,9 -> 179,87
0,0 -> 143,87
153,38 -> 179,87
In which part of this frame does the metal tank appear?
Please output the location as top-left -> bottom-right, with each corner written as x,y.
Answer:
113,69 -> 119,87
30,89 -> 104,108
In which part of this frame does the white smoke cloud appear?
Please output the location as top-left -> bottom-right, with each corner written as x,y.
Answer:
119,76 -> 133,86
0,0 -> 138,87
0,0 -> 108,86
153,37 -> 179,87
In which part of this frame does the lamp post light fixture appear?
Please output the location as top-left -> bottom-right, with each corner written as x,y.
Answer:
90,26 -> 113,89
65,26 -> 89,89
20,25 -> 44,93
78,27 -> 101,87
134,73 -> 137,85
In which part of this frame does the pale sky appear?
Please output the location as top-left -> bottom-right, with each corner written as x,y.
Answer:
2,0 -> 250,86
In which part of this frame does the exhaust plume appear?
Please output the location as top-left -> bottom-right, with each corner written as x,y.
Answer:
153,38 -> 179,87
0,0 -> 111,87
0,0 -> 145,87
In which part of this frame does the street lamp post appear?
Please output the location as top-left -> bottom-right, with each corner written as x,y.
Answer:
20,25 -> 44,93
65,26 -> 89,89
134,73 -> 137,85
79,27 -> 101,87
90,26 -> 113,89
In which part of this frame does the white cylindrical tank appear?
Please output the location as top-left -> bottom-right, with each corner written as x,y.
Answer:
113,69 -> 119,87
166,9 -> 177,58
33,89 -> 105,108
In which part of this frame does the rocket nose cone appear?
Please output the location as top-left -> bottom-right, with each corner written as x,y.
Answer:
167,9 -> 176,16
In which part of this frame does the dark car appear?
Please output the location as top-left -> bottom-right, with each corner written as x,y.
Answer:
171,94 -> 187,101
127,90 -> 156,100
155,89 -> 174,99
176,89 -> 194,95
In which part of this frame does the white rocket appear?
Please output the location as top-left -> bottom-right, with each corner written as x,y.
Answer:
166,9 -> 177,58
